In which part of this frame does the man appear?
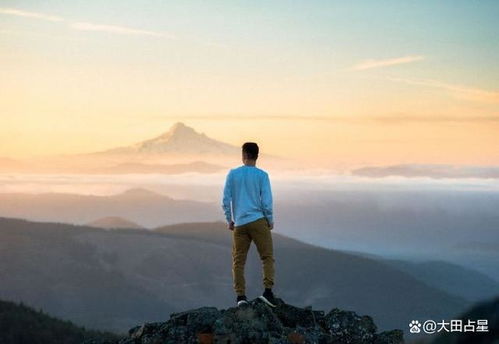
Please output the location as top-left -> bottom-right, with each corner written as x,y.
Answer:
222,142 -> 277,307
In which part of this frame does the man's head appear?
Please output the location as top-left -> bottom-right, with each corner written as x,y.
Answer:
242,142 -> 259,163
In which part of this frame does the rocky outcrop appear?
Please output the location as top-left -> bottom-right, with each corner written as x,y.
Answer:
113,298 -> 404,344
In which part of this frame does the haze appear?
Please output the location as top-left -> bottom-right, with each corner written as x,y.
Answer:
1,1 -> 499,168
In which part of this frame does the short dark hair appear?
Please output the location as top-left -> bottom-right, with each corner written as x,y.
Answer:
242,142 -> 259,160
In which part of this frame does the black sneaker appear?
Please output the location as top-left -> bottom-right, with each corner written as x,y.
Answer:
236,295 -> 248,307
258,289 -> 277,307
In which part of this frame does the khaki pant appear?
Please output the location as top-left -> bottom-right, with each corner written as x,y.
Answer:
232,216 -> 275,296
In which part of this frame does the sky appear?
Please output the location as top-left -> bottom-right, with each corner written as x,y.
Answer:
1,0 -> 498,167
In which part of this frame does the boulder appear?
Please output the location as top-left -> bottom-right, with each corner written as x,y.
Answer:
112,298 -> 404,344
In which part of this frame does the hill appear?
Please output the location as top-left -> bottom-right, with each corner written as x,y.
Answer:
383,259 -> 499,303
0,298 -> 120,344
0,188 -> 218,227
86,217 -> 145,230
0,216 -> 468,338
343,248 -> 499,304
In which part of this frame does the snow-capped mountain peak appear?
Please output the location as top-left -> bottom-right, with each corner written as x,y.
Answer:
101,122 -> 239,155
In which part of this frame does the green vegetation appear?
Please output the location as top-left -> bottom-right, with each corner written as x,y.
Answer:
0,299 -> 121,344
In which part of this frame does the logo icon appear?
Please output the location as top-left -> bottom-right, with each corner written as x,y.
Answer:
409,320 -> 421,333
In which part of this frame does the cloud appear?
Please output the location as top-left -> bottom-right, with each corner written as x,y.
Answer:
0,7 -> 175,39
144,114 -> 499,123
351,164 -> 499,179
70,22 -> 176,39
368,114 -> 499,123
388,77 -> 499,104
0,7 -> 64,22
352,55 -> 425,71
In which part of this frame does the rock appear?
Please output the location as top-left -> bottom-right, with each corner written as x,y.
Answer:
374,330 -> 404,344
323,308 -> 377,343
111,298 -> 404,344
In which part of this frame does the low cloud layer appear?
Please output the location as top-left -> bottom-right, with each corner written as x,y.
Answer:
352,164 -> 499,179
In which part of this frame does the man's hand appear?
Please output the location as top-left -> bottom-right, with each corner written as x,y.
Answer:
266,219 -> 274,230
228,221 -> 235,231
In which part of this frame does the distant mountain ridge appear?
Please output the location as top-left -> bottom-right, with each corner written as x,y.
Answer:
0,216 -> 468,337
0,188 -> 218,227
86,216 -> 145,230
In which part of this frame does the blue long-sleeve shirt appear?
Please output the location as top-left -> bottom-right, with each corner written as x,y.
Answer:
222,165 -> 273,227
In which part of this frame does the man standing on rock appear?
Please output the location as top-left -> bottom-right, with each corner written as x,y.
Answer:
222,142 -> 277,307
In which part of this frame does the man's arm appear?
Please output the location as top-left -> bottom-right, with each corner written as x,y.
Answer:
222,170 -> 234,229
261,172 -> 274,228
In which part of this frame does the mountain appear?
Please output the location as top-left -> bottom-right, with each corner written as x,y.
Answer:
111,298 -> 404,344
273,188 -> 499,282
0,298 -> 121,344
0,188 -> 219,227
338,249 -> 499,305
86,217 -> 145,230
0,216 -> 468,337
96,122 -> 240,156
88,121 -> 288,170
4,122 -> 291,173
2,187 -> 498,283
383,259 -> 499,303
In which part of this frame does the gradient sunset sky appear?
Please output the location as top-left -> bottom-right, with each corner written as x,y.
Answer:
1,0 -> 498,167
